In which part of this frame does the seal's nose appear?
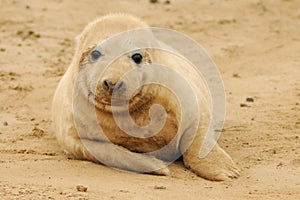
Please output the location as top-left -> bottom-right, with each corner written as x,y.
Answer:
102,78 -> 125,94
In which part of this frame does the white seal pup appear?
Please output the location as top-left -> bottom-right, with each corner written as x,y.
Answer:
52,13 -> 240,180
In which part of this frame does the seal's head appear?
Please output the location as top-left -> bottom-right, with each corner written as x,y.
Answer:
75,14 -> 161,113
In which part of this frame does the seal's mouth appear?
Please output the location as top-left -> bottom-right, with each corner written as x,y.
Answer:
88,88 -> 151,113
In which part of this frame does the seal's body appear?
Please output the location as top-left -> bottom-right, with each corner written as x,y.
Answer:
52,14 -> 240,180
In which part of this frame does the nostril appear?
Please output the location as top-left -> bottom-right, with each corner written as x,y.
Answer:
102,79 -> 125,92
115,81 -> 125,91
102,79 -> 111,90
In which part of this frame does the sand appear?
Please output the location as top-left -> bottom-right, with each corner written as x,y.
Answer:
0,0 -> 299,199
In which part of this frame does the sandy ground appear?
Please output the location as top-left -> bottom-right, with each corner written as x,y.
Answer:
0,0 -> 299,199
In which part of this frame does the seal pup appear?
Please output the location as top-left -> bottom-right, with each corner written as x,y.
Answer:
52,13 -> 240,180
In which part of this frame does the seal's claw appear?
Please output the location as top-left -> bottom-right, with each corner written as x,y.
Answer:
150,167 -> 170,176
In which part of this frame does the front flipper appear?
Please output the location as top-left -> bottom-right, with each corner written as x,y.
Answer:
81,139 -> 169,175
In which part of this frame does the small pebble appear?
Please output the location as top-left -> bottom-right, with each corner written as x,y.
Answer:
76,185 -> 88,192
119,190 -> 129,193
232,73 -> 240,78
240,103 -> 249,107
256,158 -> 262,161
3,121 -> 8,126
246,97 -> 254,102
154,185 -> 166,190
150,0 -> 158,3
277,162 -> 283,167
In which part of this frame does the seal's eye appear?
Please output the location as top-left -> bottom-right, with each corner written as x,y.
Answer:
131,53 -> 143,64
91,50 -> 102,61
